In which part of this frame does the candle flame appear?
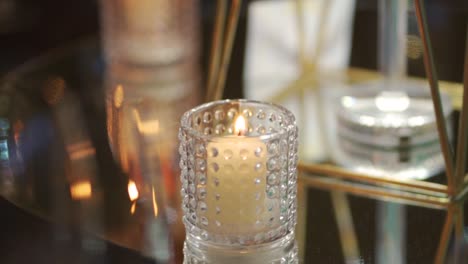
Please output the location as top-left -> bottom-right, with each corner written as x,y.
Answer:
128,180 -> 139,201
234,115 -> 247,136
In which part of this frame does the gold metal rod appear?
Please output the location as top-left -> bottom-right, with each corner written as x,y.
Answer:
434,209 -> 454,264
212,0 -> 242,101
331,192 -> 361,263
414,0 -> 455,191
302,176 -> 450,210
206,0 -> 227,102
454,205 -> 464,242
455,182 -> 468,202
455,26 -> 468,188
299,163 -> 449,195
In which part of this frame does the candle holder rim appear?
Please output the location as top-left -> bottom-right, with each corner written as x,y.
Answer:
180,99 -> 296,141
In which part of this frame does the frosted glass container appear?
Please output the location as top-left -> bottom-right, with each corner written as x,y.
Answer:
100,0 -> 199,66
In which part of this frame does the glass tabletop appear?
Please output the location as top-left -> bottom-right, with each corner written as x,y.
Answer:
0,39 -> 464,264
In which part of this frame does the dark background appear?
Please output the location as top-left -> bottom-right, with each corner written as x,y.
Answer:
1,0 -> 468,91
0,0 -> 467,263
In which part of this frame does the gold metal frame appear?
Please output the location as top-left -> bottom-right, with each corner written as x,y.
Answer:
293,1 -> 466,263
207,0 -> 467,263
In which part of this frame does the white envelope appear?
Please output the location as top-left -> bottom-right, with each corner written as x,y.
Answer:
243,0 -> 356,161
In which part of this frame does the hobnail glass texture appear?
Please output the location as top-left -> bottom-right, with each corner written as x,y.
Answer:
178,100 -> 298,247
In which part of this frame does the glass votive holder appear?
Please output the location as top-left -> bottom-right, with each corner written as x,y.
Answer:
178,99 -> 298,263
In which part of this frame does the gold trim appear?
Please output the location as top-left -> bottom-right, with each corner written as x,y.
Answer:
434,208 -> 454,264
300,175 -> 450,210
299,163 -> 449,195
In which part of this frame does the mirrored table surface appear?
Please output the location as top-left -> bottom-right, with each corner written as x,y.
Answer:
0,40 -> 466,264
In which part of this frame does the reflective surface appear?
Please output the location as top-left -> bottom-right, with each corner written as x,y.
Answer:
0,40 -> 200,263
0,40 -> 466,264
332,81 -> 453,180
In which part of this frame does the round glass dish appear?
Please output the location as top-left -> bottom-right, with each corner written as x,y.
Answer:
331,81 -> 453,180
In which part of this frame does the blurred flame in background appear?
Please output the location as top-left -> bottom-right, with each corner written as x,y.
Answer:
114,84 -> 124,108
152,187 -> 159,217
127,179 -> 139,202
105,57 -> 200,263
70,180 -> 92,200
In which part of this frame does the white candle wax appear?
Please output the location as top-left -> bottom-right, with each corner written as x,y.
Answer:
196,115 -> 279,236
203,136 -> 268,235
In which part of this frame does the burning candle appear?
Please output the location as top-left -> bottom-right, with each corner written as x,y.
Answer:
179,100 -> 298,247
204,115 -> 269,235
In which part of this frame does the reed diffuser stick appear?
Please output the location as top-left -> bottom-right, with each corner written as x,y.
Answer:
212,0 -> 242,101
206,0 -> 227,102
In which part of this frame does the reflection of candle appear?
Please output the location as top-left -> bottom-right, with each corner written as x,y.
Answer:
122,0 -> 168,31
202,115 -> 270,235
115,0 -> 183,64
70,180 -> 92,200
127,180 -> 139,201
